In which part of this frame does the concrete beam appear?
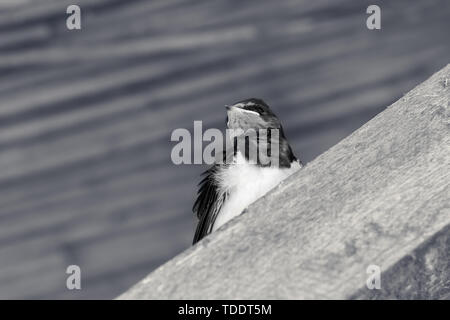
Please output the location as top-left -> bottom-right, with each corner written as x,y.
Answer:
119,65 -> 450,299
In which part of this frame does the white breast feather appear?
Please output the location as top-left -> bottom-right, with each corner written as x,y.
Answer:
212,152 -> 301,231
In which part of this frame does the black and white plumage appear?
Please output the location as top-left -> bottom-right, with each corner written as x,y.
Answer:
192,98 -> 302,244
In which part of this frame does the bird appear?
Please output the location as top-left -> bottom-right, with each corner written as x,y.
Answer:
192,98 -> 302,244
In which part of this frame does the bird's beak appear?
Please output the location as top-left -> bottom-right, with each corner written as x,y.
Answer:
226,103 -> 259,116
226,103 -> 244,111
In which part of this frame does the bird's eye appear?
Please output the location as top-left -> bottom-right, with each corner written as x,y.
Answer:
244,104 -> 261,113
253,106 -> 264,114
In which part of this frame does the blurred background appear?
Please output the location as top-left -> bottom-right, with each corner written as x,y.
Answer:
0,0 -> 448,299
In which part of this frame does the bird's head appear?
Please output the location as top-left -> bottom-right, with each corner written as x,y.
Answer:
226,98 -> 281,131
224,98 -> 299,167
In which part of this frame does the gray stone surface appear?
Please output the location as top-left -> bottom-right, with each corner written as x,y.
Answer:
119,65 -> 450,299
351,224 -> 450,299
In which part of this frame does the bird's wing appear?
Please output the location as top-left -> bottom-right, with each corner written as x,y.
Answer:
192,164 -> 227,244
192,147 -> 234,244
